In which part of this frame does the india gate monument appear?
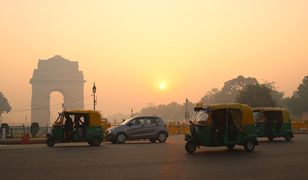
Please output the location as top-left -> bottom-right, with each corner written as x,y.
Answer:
30,55 -> 85,125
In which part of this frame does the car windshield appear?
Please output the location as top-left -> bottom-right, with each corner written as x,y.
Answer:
191,109 -> 209,123
120,117 -> 134,125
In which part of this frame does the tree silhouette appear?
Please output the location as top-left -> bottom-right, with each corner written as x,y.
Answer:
286,76 -> 308,117
201,75 -> 258,104
235,83 -> 277,107
0,92 -> 11,116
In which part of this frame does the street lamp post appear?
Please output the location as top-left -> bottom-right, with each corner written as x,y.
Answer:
185,98 -> 189,124
92,83 -> 97,110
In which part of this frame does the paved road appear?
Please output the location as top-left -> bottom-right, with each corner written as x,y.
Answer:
0,135 -> 308,180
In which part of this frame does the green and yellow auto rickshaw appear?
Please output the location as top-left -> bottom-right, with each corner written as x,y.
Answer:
253,107 -> 293,141
185,103 -> 258,153
46,110 -> 104,147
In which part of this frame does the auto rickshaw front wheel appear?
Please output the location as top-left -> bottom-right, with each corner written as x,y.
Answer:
116,133 -> 127,144
244,141 -> 255,152
46,137 -> 56,147
185,141 -> 197,154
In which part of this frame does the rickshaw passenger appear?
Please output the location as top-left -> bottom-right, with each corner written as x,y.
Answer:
228,113 -> 237,141
212,110 -> 227,132
83,115 -> 89,128
74,114 -> 85,137
74,115 -> 81,128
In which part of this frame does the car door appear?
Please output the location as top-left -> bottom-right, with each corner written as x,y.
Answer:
142,117 -> 159,138
125,118 -> 144,139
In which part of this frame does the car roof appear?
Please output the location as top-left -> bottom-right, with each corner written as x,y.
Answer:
133,115 -> 160,118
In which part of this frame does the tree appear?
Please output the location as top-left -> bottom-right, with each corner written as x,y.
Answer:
235,83 -> 278,107
201,75 -> 258,104
286,76 -> 308,117
139,100 -> 195,122
0,92 -> 11,116
30,122 -> 40,137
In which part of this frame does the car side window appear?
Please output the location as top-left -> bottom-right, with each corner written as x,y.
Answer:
150,118 -> 158,125
142,118 -> 150,125
136,118 -> 146,125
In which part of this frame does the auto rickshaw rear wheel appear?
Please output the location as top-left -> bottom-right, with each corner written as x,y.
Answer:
88,141 -> 93,146
226,144 -> 235,150
285,133 -> 292,142
90,137 -> 101,146
185,141 -> 197,154
46,137 -> 56,147
244,141 -> 255,152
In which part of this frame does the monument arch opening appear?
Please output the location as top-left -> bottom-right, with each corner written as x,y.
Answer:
49,91 -> 64,125
30,55 -> 85,126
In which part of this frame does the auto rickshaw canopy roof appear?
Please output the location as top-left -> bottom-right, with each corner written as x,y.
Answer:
252,107 -> 291,123
63,110 -> 102,126
195,103 -> 255,126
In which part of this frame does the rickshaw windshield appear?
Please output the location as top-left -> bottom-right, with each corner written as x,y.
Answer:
192,109 -> 209,124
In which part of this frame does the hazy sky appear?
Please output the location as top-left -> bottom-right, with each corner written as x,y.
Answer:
0,0 -> 307,124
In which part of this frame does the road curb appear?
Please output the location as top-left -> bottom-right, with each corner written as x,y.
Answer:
0,138 -> 46,145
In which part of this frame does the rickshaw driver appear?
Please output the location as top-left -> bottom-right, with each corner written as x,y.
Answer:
64,114 -> 73,139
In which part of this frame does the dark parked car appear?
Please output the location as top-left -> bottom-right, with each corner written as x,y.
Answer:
105,115 -> 168,144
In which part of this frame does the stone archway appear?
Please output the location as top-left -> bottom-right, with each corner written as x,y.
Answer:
30,55 -> 85,126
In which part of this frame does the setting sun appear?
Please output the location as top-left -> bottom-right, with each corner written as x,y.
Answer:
159,83 -> 167,90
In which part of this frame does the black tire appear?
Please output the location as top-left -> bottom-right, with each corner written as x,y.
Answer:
185,141 -> 197,154
244,141 -> 255,152
116,133 -> 127,144
91,137 -> 101,146
46,137 -> 55,147
88,141 -> 93,146
227,144 -> 235,150
267,136 -> 274,141
157,132 -> 167,143
285,133 -> 292,142
149,138 -> 157,143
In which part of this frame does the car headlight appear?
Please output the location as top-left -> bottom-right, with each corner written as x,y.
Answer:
109,128 -> 115,133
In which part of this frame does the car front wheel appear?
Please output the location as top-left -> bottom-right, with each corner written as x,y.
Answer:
116,133 -> 127,144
